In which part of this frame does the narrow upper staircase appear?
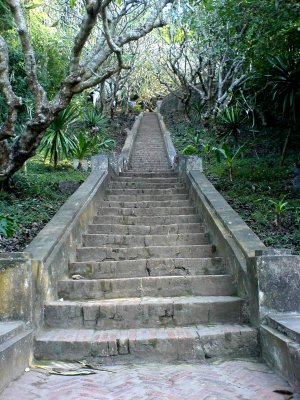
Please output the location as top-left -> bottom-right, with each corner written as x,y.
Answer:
35,113 -> 258,364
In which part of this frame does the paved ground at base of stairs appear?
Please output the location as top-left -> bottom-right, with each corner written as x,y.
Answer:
1,360 -> 299,400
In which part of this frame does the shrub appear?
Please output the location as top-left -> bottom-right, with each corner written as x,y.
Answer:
0,214 -> 17,238
182,144 -> 199,155
39,106 -> 79,167
217,105 -> 247,142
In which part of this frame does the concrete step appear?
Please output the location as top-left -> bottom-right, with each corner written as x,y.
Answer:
132,145 -> 167,148
130,157 -> 169,160
0,322 -> 32,393
69,257 -> 225,279
129,164 -> 171,169
130,158 -> 170,161
34,324 -> 258,364
101,200 -> 191,208
261,324 -> 300,390
104,194 -> 189,202
44,296 -> 245,330
58,275 -> 235,300
76,244 -> 214,261
133,154 -> 167,158
93,214 -> 201,225
97,207 -> 196,217
131,152 -> 167,155
106,188 -> 187,195
88,223 -> 205,235
112,177 -> 180,183
82,233 -> 209,247
109,182 -> 184,190
266,313 -> 300,343
129,162 -> 170,165
129,165 -> 171,170
0,321 -> 25,345
130,154 -> 168,158
129,169 -> 173,173
121,172 -> 176,178
130,161 -> 170,164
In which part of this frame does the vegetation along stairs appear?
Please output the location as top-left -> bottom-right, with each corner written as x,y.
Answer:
35,113 -> 258,364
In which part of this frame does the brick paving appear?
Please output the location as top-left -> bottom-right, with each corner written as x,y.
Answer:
1,360 -> 299,400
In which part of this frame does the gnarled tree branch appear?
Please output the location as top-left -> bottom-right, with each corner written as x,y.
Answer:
0,35 -> 22,141
6,0 -> 48,113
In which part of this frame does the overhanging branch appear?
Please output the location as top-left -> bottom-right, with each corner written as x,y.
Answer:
0,35 -> 22,141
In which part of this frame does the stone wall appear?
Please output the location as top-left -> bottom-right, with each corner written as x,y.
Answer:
159,89 -> 201,116
0,253 -> 33,322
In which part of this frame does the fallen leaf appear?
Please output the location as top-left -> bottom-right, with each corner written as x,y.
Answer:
50,369 -> 96,376
32,365 -> 96,376
78,360 -> 116,373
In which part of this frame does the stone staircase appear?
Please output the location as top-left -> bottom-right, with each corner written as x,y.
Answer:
0,321 -> 32,393
34,113 -> 258,364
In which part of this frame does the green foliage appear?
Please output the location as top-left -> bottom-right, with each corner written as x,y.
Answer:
39,107 -> 79,167
213,142 -> 250,182
0,157 -> 88,251
269,195 -> 289,227
265,55 -> 300,122
132,104 -> 143,112
72,133 -> 98,169
0,214 -> 17,238
192,132 -> 202,147
83,110 -> 108,136
217,106 -> 247,141
166,92 -> 300,254
40,130 -> 76,168
191,102 -> 205,120
0,0 -> 13,32
200,142 -> 213,158
182,144 -> 198,155
26,9 -> 70,97
97,137 -> 115,152
214,0 -> 299,68
205,154 -> 300,253
295,207 -> 300,228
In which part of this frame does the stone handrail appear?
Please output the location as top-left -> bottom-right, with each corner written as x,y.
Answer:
177,157 -> 300,323
157,113 -> 177,168
0,168 -> 110,328
117,112 -> 144,173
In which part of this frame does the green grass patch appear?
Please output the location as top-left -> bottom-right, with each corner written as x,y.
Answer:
164,111 -> 300,254
0,157 -> 88,252
205,155 -> 300,254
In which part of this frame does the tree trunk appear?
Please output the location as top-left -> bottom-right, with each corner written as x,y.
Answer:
228,166 -> 233,182
182,91 -> 191,122
280,128 -> 291,166
53,148 -> 59,168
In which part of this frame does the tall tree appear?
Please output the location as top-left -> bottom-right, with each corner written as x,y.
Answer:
0,0 -> 173,187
